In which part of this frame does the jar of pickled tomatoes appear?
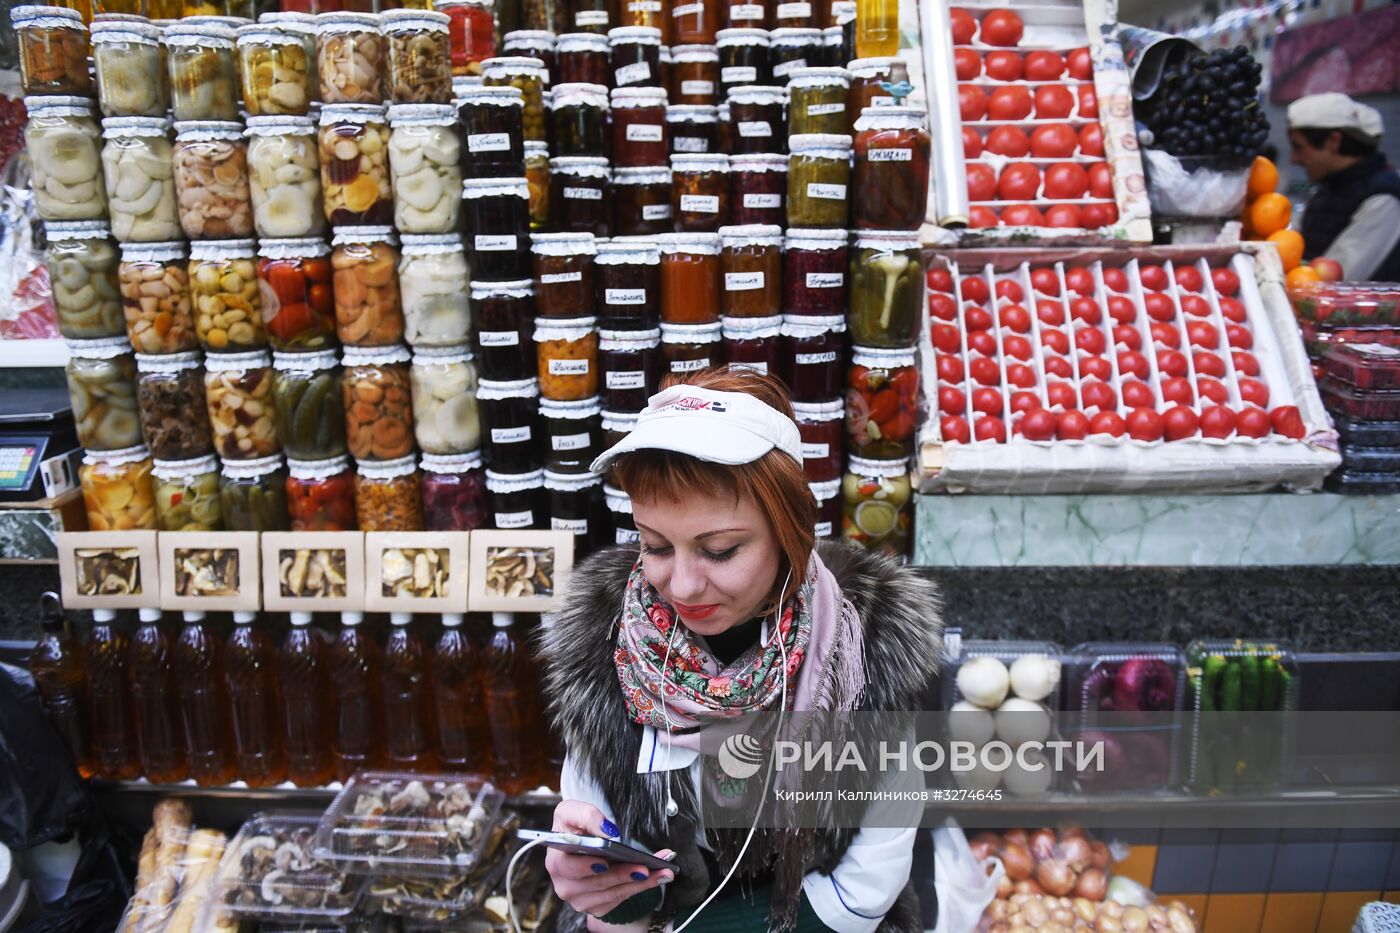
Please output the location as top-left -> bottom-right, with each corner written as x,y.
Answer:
257,237 -> 338,352
286,455 -> 358,530
846,345 -> 918,459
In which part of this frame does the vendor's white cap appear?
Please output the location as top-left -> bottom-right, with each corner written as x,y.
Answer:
1287,92 -> 1384,143
590,385 -> 803,474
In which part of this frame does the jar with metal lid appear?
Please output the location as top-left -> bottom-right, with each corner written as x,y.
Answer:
539,397 -> 602,472
787,67 -> 848,135
504,30 -> 557,80
782,313 -> 845,400
65,338 -> 143,451
13,7 -> 91,96
472,279 -> 535,380
46,222 -> 126,340
399,234 -> 472,346
531,233 -> 596,317
165,23 -> 240,120
725,153 -> 786,227
330,227 -> 404,347
271,349 -> 347,459
853,106 -> 929,230
841,454 -> 910,556
171,121 -> 254,240
219,454 -> 291,530
205,350 -> 281,459
342,344 -> 415,461
598,328 -> 661,411
387,104 -> 463,234
609,26 -> 663,86
670,0 -> 719,45
92,20 -> 167,117
722,313 -> 781,374
718,224 -> 781,317
847,345 -> 917,458
666,105 -> 719,155
787,133 -> 850,227
670,45 -> 719,104
729,85 -> 786,154
768,26 -> 818,81
597,238 -> 662,328
285,455 -> 357,530
774,0 -> 816,27
610,87 -> 668,168
246,116 -> 326,239
601,410 -> 640,449
536,317 -> 599,401
153,455 -> 224,531
136,352 -> 214,460
550,83 -> 608,157
460,178 -> 531,277
478,378 -> 543,472
846,56 -> 899,127
659,232 -> 721,323
384,11 -> 453,103
482,57 -> 547,141
525,141 -> 551,229
670,154 -> 729,231
101,118 -> 181,244
24,98 -> 108,222
791,398 -> 842,481
486,468 -> 546,529
315,12 -> 385,104
410,346 -> 481,454
80,446 -> 158,531
556,33 -> 610,85
318,104 -> 394,225
605,481 -> 640,544
355,455 -> 424,531
438,0 -> 496,75
848,230 -> 920,347
660,321 -> 722,374
716,29 -> 770,95
257,237 -> 338,351
782,227 -> 845,315
548,158 -> 610,236
810,477 -> 838,539
546,469 -> 605,553
457,85 -> 526,177
612,167 -> 673,236
235,25 -> 312,116
118,241 -> 198,354
420,450 -> 489,530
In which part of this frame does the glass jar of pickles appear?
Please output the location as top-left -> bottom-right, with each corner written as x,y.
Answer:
768,26 -> 819,80
546,469 -> 604,553
787,66 -> 848,135
841,454 -> 911,556
472,279 -> 535,380
286,455 -> 357,530
531,233 -> 596,317
728,153 -> 787,226
65,338 -> 144,452
482,56 -> 547,142
101,118 -> 182,244
810,477 -> 839,539
550,83 -> 608,157
556,33 -> 611,84
24,97 -> 109,222
599,328 -> 661,411
719,223 -> 781,317
540,396 -> 602,472
387,104 -> 463,234
536,317 -> 599,401
246,116 -> 326,239
853,106 -> 929,231
504,30 -> 557,78
477,378 -> 543,473
256,237 -> 337,351
118,241 -> 198,355
791,398 -> 843,481
729,85 -> 787,154
221,454 -> 292,531
316,12 -> 385,104
846,56 -> 898,127
152,455 -> 224,531
659,232 -> 721,323
420,450 -> 489,530
597,238 -> 662,328
722,314 -> 781,374
783,227 -> 846,315
91,20 -> 167,117
383,10 -> 453,104
188,239 -> 266,354
80,446 -> 158,531
787,133 -> 850,227
782,313 -> 846,400
848,230 -> 920,347
660,321 -> 722,375
547,158 -> 610,236
612,167 -> 673,236
671,44 -> 720,103
342,344 -> 416,461
170,121 -> 255,241
670,154 -> 730,231
330,227 -> 404,348
605,481 -> 640,544
716,28 -> 770,95
439,0 -> 497,76
410,345 -> 481,455
463,177 -> 533,277
46,222 -> 125,340
667,105 -> 720,155
609,26 -> 663,86
136,351 -> 214,460
611,87 -> 669,168
846,345 -> 918,458
205,350 -> 282,460
486,468 -> 546,529
525,140 -> 551,229
15,6 -> 89,97
235,25 -> 313,116
457,85 -> 526,176
399,234 -> 473,347
319,104 -> 394,226
272,349 -> 347,460
165,23 -> 240,121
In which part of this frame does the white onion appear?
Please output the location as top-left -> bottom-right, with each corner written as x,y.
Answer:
1003,748 -> 1054,795
949,700 -> 996,744
956,656 -> 1010,709
995,697 -> 1053,746
1009,654 -> 1061,703
954,758 -> 1002,791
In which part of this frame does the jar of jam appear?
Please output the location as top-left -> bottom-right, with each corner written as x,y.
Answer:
315,13 -> 386,105
819,25 -> 842,66
670,45 -> 719,104
330,227 -> 405,347
318,104 -> 394,226
536,316 -> 600,401
477,377 -> 543,472
849,230 -> 920,347
670,154 -> 730,231
810,477 -> 839,539
550,83 -> 608,157
486,467 -> 546,529
355,454 -> 425,531
272,350 -> 347,461
605,482 -> 641,544
846,56 -> 900,128
410,345 -> 481,455
598,328 -> 661,410
286,455 -> 358,530
247,116 -> 326,240
774,0 -> 816,27
611,87 -> 669,167
13,6 -> 91,97
80,446 -> 158,531
256,237 -> 338,351
782,313 -> 846,400
729,85 -> 787,153
556,33 -> 611,85
716,28 -> 770,95
457,85 -> 527,177
669,0 -> 720,45
602,410 -> 640,449
787,66 -> 848,135
540,396 -> 603,472
439,0 -> 496,76
570,0 -> 612,32
769,26 -> 819,81
841,454 -> 911,556
388,104 -> 463,233
667,105 -> 720,155
102,117 -> 182,244
787,133 -> 850,227
548,158 -> 611,235
853,105 -> 929,231
609,26 -> 663,87
611,168 -> 674,236
384,11 -> 454,104
660,232 -> 721,323
472,279 -> 536,380
482,57 -> 547,142
118,241 -> 198,355
722,0 -> 768,28
136,352 -> 214,461
717,101 -> 735,153
783,227 -> 846,315
220,454 -> 292,531
525,141 -> 551,229
92,20 -> 168,118
463,177 -> 532,278
718,224 -> 782,316
597,237 -> 662,328
504,31 -> 557,80
152,454 -> 224,531
65,337 -> 143,452
166,23 -> 241,121
399,234 -> 473,347
46,222 -> 125,340
531,233 -> 597,317
661,321 -> 722,374
728,153 -> 787,226
342,345 -> 416,461
722,314 -> 781,374
25,97 -> 107,223
546,469 -> 605,553
792,398 -> 843,481
847,345 -> 918,458
420,450 -> 489,530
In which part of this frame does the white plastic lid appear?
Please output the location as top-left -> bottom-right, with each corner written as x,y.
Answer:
544,468 -> 602,491
442,613 -> 465,627
287,455 -> 350,479
658,231 -> 721,254
183,610 -> 207,622
233,611 -> 257,623
390,611 -> 413,625
139,608 -> 163,622
290,611 -> 313,625
459,85 -> 523,107
462,177 -> 531,199
342,344 -> 411,366
341,611 -> 364,625
381,9 -> 450,32
660,321 -> 722,341
492,611 -> 515,627
612,166 -> 672,185
540,396 -> 602,418
93,609 -> 118,622
83,444 -> 151,467
504,29 -> 555,47
721,315 -> 782,339
556,33 -> 610,53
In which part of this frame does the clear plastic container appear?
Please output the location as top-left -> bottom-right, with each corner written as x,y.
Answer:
24,97 -> 109,222
388,104 -> 463,234
92,20 -> 167,118
236,25 -> 314,117
1323,342 -> 1400,391
246,116 -> 327,239
399,235 -> 472,347
212,812 -> 364,923
1319,378 -> 1400,420
945,639 -> 1063,710
190,238 -> 267,352
1186,639 -> 1299,793
45,221 -> 126,340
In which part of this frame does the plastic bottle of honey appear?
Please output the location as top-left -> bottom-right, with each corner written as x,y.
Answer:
483,612 -> 544,794
383,612 -> 440,773
126,608 -> 189,783
432,613 -> 491,778
84,608 -> 139,780
331,610 -> 386,783
29,593 -> 93,778
225,610 -> 286,787
173,610 -> 237,786
280,611 -> 335,787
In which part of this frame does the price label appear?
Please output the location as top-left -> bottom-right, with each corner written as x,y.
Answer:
468,132 -> 510,152
475,234 -> 517,251
606,288 -> 647,305
777,1 -> 810,16
553,517 -> 589,533
625,123 -> 664,142
642,203 -> 673,220
548,358 -> 591,375
495,510 -> 534,529
868,148 -> 913,162
772,58 -> 805,77
606,370 -> 647,389
743,193 -> 781,209
722,65 -> 757,83
616,528 -> 642,544
724,271 -> 764,291
681,80 -> 715,96
576,9 -> 609,24
553,432 -> 591,451
815,521 -> 832,537
672,2 -> 703,15
802,442 -> 829,459
492,426 -> 531,444
479,330 -> 521,347
796,350 -> 838,365
564,186 -> 603,200
808,102 -> 845,116
671,357 -> 709,372
540,271 -> 583,285
738,120 -> 773,137
680,194 -> 720,213
729,3 -> 764,17
807,182 -> 846,200
616,61 -> 652,85
674,136 -> 710,152
807,272 -> 842,288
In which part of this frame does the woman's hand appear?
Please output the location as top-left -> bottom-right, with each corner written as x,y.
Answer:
545,800 -> 676,922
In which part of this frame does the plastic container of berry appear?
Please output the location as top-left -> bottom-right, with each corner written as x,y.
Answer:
1341,444 -> 1400,473
1318,378 -> 1400,421
1323,468 -> 1400,495
1332,413 -> 1400,447
1322,342 -> 1400,391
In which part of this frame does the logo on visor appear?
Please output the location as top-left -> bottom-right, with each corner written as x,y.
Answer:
658,396 -> 729,414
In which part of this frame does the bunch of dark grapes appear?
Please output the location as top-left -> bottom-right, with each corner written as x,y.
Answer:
0,97 -> 27,174
1143,45 -> 1269,168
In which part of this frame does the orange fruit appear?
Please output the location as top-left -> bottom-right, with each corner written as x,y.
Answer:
1268,229 -> 1305,271
1286,265 -> 1322,294
1249,192 -> 1292,238
1247,156 -> 1278,200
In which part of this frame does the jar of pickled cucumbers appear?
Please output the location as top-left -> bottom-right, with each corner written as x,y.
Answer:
319,104 -> 394,226
556,32 -> 611,84
165,23 -> 240,121
220,454 -> 291,531
539,396 -> 602,473
383,10 -> 453,104
811,477 -> 839,539
550,82 -> 608,158
399,234 -> 472,347
609,26 -> 663,87
482,56 -> 547,142
245,116 -> 326,239
716,28 -> 770,95
286,455 -> 358,531
170,120 -> 254,242
315,12 -> 385,104
670,153 -> 729,231
852,105 -> 929,231
787,66 -> 848,135
80,446 -> 158,531
846,345 -> 918,458
439,0 -> 497,76
486,467 -> 546,529
45,222 -> 126,340
355,454 -> 425,531
91,20 -> 168,117
235,25 -> 313,116
152,454 -> 224,531
410,345 -> 481,455
205,350 -> 282,460
13,6 -> 91,97
24,97 -> 109,222
847,230 -> 920,348
536,316 -> 599,401
420,450 -> 489,530
841,454 -> 910,556
718,223 -> 781,317
531,233 -> 596,318
786,133 -> 850,227
387,104 -> 463,234
189,238 -> 266,353
547,158 -> 610,236
729,84 -> 787,154
272,350 -> 347,460
256,237 -> 338,352
478,377 -> 543,473
342,345 -> 416,462
118,241 -> 198,355
65,337 -> 144,452
100,117 -> 180,244
728,153 -> 786,226
330,227 -> 405,348
457,85 -> 526,177
136,351 -> 215,460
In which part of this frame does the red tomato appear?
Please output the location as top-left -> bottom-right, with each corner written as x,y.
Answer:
1226,324 -> 1253,349
927,268 -> 954,293
1103,267 -> 1130,293
1143,291 -> 1175,322
1196,377 -> 1226,405
1236,405 -> 1272,438
1238,378 -> 1269,407
1180,294 -> 1211,318
1126,407 -> 1164,441
932,323 -> 961,353
1087,161 -> 1113,197
1003,334 -> 1033,360
1081,202 -> 1119,228
1199,405 -> 1236,439
1156,349 -> 1188,378
938,384 -> 966,415
1193,351 -> 1225,377
960,276 -> 990,303
1113,324 -> 1141,349
1070,297 -> 1101,325
1108,296 -> 1137,325
1117,349 -> 1149,379
1065,267 -> 1096,297
979,9 -> 1023,46
970,356 -> 1000,386
1006,363 -> 1036,388
1056,409 -> 1090,440
962,126 -> 983,159
1000,303 -> 1031,332
1024,50 -> 1065,81
955,47 -> 981,80
1122,379 -> 1155,408
1043,355 -> 1073,378
1080,380 -> 1117,412
967,163 -> 997,201
1036,300 -> 1065,326
1211,267 -> 1240,295
1046,381 -> 1077,409
1019,408 -> 1057,441
967,329 -> 998,357
1186,320 -> 1219,349
964,304 -> 993,332
998,163 -> 1042,200
974,415 -> 1007,442
1160,377 -> 1193,405
1074,325 -> 1106,354
987,85 -> 1033,120
1010,390 -> 1040,414
949,6 -> 977,44
959,84 -> 988,121
1034,84 -> 1075,118
1079,123 -> 1104,156
1000,204 -> 1045,226
1162,405 -> 1199,441
971,386 -> 1003,414
1077,84 -> 1099,118
1044,204 -> 1082,228
1139,264 -> 1169,291
983,50 -> 1023,81
1067,46 -> 1092,79
986,125 -> 1031,157
969,206 -> 1000,227
1031,123 -> 1078,159
1232,351 -> 1260,376
936,354 -> 965,383
941,414 -> 971,443
1218,296 -> 1247,323
1079,354 -> 1112,381
1040,329 -> 1070,359
1150,321 -> 1181,348
995,279 -> 1023,303
929,293 -> 958,321
1270,405 -> 1306,439
1090,410 -> 1126,437
1174,265 -> 1204,292
1031,270 -> 1061,296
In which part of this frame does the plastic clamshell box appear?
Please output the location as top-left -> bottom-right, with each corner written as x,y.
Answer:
1332,413 -> 1400,447
365,873 -> 481,924
1291,281 -> 1400,325
1322,342 -> 1400,391
1341,444 -> 1400,474
1067,642 -> 1186,714
1324,468 -> 1400,495
1184,639 -> 1299,714
1184,640 -> 1299,794
945,639 -> 1063,710
210,812 -> 365,923
1318,378 -> 1400,421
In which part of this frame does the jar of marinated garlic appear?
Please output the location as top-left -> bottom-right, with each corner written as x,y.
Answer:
101,117 -> 181,244
118,241 -> 199,354
383,10 -> 453,104
152,455 -> 224,531
171,121 -> 254,240
330,227 -> 405,347
387,103 -> 462,234
410,345 -> 482,455
205,350 -> 282,460
482,56 -> 547,142
65,337 -> 144,452
355,455 -> 424,531
45,221 -> 126,340
80,446 -> 158,531
319,104 -> 394,226
165,23 -> 240,121
272,350 -> 347,461
256,237 -> 339,352
91,20 -> 168,117
343,344 -> 416,461
135,351 -> 215,460
220,454 -> 291,531
316,12 -> 386,104
24,97 -> 109,222
13,6 -> 91,97
189,238 -> 266,352
535,316 -> 599,401
235,25 -> 313,116
246,116 -> 326,239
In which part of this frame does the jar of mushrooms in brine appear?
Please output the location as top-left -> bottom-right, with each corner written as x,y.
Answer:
65,337 -> 144,452
118,241 -> 199,355
13,6 -> 91,97
399,234 -> 473,347
25,96 -> 109,222
235,25 -> 313,116
101,117 -> 182,244
383,10 -> 454,104
319,103 -> 394,226
246,116 -> 326,239
189,238 -> 266,353
330,226 -> 405,348
316,12 -> 386,104
165,23 -> 240,121
172,120 -> 255,240
135,351 -> 215,461
387,103 -> 462,234
46,222 -> 126,340
91,20 -> 168,118
411,345 -> 482,455
205,350 -> 282,460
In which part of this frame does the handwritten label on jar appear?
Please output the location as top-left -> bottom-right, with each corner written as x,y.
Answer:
496,510 -> 534,529
469,133 -> 511,152
871,95 -> 895,107
616,527 -> 642,544
553,432 -> 591,451
643,204 -> 673,220
577,10 -> 609,23
732,361 -> 768,374
606,370 -> 647,389
625,123 -> 664,142
680,194 -> 720,213
671,358 -> 709,372
815,521 -> 832,537
616,61 -> 652,85
807,183 -> 846,200
796,350 -> 838,365
868,148 -> 913,162
492,426 -> 531,444
802,442 -> 829,459
476,235 -> 518,251
807,272 -> 843,288
541,271 -> 584,284
675,136 -> 709,152
681,80 -> 715,97
605,288 -> 647,305
672,2 -> 703,15
564,186 -> 604,200
724,272 -> 764,291
722,66 -> 757,83
548,359 -> 590,376
808,102 -> 845,116
553,517 -> 589,533
479,330 -> 522,346
738,121 -> 772,138
729,3 -> 764,17
772,59 -> 805,78
778,1 -> 811,16
743,193 -> 781,209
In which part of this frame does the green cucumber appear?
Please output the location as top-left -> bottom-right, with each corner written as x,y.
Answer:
1202,655 -> 1226,712
1239,654 -> 1260,712
1221,663 -> 1242,713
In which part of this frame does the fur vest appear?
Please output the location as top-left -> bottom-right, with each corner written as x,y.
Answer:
538,541 -> 943,932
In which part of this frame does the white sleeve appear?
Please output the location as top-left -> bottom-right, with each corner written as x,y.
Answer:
1322,193 -> 1400,282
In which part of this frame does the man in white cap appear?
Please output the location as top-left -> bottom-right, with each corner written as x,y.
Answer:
1287,92 -> 1400,281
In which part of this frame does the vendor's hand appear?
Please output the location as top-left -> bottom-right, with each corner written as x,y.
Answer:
546,800 -> 675,921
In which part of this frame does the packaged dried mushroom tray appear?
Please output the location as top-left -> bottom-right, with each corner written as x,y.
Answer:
314,773 -> 505,878
206,812 -> 365,925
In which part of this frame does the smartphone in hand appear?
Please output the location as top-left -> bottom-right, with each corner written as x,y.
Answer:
517,830 -> 679,874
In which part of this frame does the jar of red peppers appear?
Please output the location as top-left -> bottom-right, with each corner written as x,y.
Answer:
546,468 -> 605,553
846,57 -> 898,128
670,45 -> 720,104
782,313 -> 846,400
478,377 -> 543,472
609,26 -> 663,87
420,450 -> 490,530
439,0 -> 497,76
721,314 -> 782,375
605,482 -> 641,544
257,238 -> 338,352
787,66 -> 849,135
612,168 -> 674,236
599,328 -> 662,411
487,467 -> 547,529
540,396 -> 603,473
660,232 -> 722,323
330,226 -> 405,347
667,105 -> 721,155
611,87 -> 669,168
535,316 -> 600,401
810,477 -> 839,539
718,224 -> 782,317
548,158 -> 611,236
792,398 -> 843,481
550,83 -> 609,158
847,345 -> 918,459
471,279 -> 536,381
728,153 -> 787,226
342,344 -> 416,462
355,454 -> 425,531
318,104 -> 394,226
729,85 -> 787,154
531,233 -> 597,317
670,154 -> 730,231
555,33 -> 611,86
286,455 -> 358,530
463,177 -> 532,278
716,28 -> 770,96
597,238 -> 662,328
853,105 -> 930,231
457,85 -> 526,176
661,321 -> 723,375
783,227 -> 847,315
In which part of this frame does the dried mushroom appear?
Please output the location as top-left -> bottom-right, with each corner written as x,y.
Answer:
484,547 -> 554,599
75,547 -> 142,595
331,778 -> 492,869
278,548 -> 348,598
174,548 -> 240,597
380,547 -> 450,598
223,822 -> 356,914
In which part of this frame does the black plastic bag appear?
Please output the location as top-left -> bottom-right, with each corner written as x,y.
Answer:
0,660 -> 91,849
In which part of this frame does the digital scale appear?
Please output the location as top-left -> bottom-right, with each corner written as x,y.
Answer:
0,388 -> 82,503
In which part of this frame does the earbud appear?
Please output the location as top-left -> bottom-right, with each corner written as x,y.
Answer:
666,796 -> 678,817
